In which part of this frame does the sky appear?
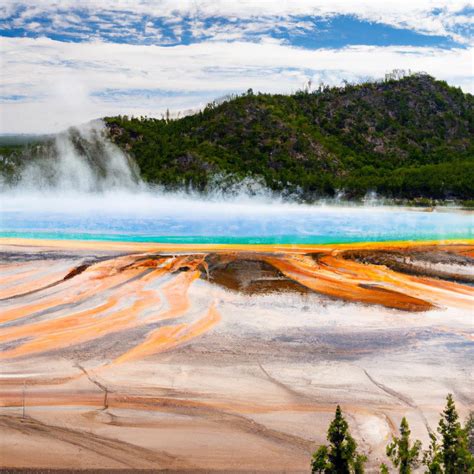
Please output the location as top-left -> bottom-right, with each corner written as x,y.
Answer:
0,0 -> 473,134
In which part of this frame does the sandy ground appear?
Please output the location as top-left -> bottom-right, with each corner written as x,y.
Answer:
0,239 -> 473,472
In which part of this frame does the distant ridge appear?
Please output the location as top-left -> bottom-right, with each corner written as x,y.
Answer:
0,134 -> 53,146
104,74 -> 473,201
1,74 -> 472,202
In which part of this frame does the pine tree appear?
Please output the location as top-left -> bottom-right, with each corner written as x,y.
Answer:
465,412 -> 474,455
311,405 -> 367,474
423,394 -> 474,473
313,445 -> 331,473
353,453 -> 367,474
385,417 -> 422,473
439,394 -> 462,472
437,394 -> 474,473
379,463 -> 389,473
423,431 -> 443,473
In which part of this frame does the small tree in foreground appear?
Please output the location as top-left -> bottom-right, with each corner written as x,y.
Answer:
423,430 -> 443,474
436,394 -> 473,473
311,405 -> 367,473
422,394 -> 473,473
379,463 -> 389,473
465,412 -> 474,455
385,417 -> 422,473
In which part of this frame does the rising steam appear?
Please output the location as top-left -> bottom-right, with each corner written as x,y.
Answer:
4,121 -> 141,193
0,121 -> 472,243
0,121 -> 299,214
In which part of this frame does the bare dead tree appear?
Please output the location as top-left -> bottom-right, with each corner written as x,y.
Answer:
22,381 -> 26,418
104,388 -> 109,410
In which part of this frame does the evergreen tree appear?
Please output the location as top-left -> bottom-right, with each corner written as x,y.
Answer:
311,405 -> 367,474
424,395 -> 474,473
437,394 -> 473,473
385,417 -> 422,473
353,453 -> 367,474
423,431 -> 443,474
439,394 -> 462,472
379,463 -> 389,473
313,445 -> 331,473
465,412 -> 474,456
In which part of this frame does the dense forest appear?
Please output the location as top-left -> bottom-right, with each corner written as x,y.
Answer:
1,74 -> 472,202
104,74 -> 473,202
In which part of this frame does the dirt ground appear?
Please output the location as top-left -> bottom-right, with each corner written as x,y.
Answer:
0,239 -> 473,472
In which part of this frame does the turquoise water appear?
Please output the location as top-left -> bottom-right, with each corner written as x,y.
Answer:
0,230 -> 472,245
1,195 -> 472,244
2,127 -> 472,246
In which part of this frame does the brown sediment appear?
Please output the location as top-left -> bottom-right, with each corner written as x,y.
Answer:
0,386 -> 348,418
0,414 -> 195,470
204,254 -> 313,295
63,262 -> 93,280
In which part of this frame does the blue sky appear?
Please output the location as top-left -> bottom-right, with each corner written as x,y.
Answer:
1,8 -> 467,48
0,0 -> 472,133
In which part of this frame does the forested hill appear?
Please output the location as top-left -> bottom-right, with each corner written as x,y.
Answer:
3,74 -> 471,202
104,74 -> 473,201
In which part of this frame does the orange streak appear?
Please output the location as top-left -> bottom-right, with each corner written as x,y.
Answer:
0,257 -> 205,360
265,254 -> 434,311
327,253 -> 474,308
0,268 -> 75,299
2,236 -> 473,255
1,244 -> 472,366
0,268 -> 165,359
0,267 -> 42,286
114,303 -> 221,364
0,255 -> 150,323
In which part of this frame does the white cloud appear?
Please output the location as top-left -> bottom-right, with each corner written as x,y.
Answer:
0,36 -> 472,133
1,0 -> 472,44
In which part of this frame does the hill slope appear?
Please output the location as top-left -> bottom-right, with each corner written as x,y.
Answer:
104,75 -> 473,201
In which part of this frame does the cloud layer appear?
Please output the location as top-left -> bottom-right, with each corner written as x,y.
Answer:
0,1 -> 472,133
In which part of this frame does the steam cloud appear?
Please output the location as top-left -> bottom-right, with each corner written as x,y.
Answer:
0,122 -> 471,244
10,121 -> 141,193
1,122 -> 302,215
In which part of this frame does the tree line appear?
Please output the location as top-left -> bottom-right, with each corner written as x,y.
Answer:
312,394 -> 473,473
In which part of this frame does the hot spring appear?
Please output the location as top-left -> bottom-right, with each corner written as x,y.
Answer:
1,122 -> 472,245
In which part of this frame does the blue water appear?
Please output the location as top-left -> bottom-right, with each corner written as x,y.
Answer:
1,193 -> 472,244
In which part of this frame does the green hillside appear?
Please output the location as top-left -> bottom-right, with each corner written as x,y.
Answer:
105,74 -> 473,201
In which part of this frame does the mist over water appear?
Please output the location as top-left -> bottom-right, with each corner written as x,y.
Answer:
9,121 -> 141,193
1,122 -> 473,244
